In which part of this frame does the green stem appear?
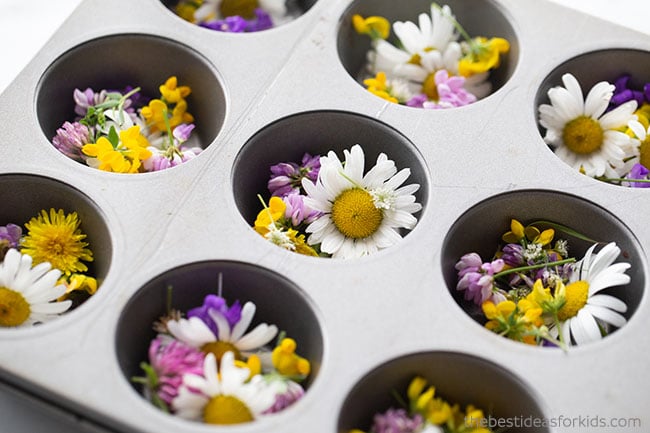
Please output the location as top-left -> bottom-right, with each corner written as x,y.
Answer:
526,220 -> 600,244
493,258 -> 576,279
162,107 -> 175,150
600,177 -> 650,183
431,2 -> 475,47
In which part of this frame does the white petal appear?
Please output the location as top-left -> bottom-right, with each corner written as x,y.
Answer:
230,302 -> 256,342
236,324 -> 278,351
583,304 -> 626,328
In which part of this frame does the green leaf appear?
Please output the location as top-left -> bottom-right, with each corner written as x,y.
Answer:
107,126 -> 119,148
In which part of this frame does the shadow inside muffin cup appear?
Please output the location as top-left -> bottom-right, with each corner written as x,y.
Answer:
0,174 -> 112,315
337,351 -> 549,433
231,110 -> 429,238
336,0 -> 519,102
36,34 -> 226,164
441,189 -> 645,337
535,48 -> 650,136
159,0 -> 319,30
115,260 -> 324,409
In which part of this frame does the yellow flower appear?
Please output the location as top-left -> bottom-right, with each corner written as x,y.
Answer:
458,37 -> 510,77
82,137 -> 133,173
501,219 -> 554,246
352,14 -> 390,40
60,274 -> 98,296
482,299 -> 542,345
120,126 -> 152,162
21,209 -> 93,276
141,99 -> 170,132
159,76 -> 192,104
363,72 -> 399,104
271,338 -> 311,376
254,196 -> 286,234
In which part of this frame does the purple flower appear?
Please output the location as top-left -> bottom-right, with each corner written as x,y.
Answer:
268,153 -> 321,197
283,192 -> 322,226
263,380 -> 305,414
52,121 -> 90,162
148,336 -> 204,406
73,88 -> 107,117
201,15 -> 247,32
456,254 -> 505,306
187,294 -> 242,337
0,224 -> 22,251
623,163 -> 650,188
406,94 -> 428,108
173,123 -> 195,142
422,70 -> 477,109
609,74 -> 648,110
370,408 -> 423,433
245,8 -> 273,32
501,243 -> 524,267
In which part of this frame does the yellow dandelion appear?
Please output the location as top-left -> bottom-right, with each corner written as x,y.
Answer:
21,209 -> 94,276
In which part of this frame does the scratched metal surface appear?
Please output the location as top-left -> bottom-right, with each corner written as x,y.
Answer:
0,1 -> 648,432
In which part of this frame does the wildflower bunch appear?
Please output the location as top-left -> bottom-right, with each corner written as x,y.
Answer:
252,145 -> 422,259
133,287 -> 311,425
51,76 -> 199,173
353,3 -> 509,109
172,0 -> 290,33
455,219 -> 631,347
0,209 -> 96,327
350,376 -> 493,433
539,72 -> 650,186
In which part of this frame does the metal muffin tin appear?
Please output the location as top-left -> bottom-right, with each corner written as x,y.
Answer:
0,0 -> 649,432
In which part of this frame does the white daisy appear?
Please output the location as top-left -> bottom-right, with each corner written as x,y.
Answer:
538,73 -> 638,178
556,242 -> 630,346
0,249 -> 71,327
167,301 -> 278,359
301,144 -> 422,259
172,352 -> 277,424
194,0 -> 287,24
393,4 -> 457,58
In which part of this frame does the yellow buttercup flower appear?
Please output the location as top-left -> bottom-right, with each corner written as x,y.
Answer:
458,37 -> 510,77
159,76 -> 192,104
352,14 -> 390,40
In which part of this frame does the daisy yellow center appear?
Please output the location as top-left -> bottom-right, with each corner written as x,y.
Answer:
557,280 -> 589,321
639,137 -> 650,169
219,0 -> 258,19
0,287 -> 30,327
422,73 -> 439,101
203,395 -> 254,425
331,188 -> 383,239
562,116 -> 604,155
201,341 -> 242,362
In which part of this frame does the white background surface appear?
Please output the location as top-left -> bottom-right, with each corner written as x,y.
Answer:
0,0 -> 649,94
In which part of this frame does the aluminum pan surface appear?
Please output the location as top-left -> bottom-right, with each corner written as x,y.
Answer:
0,0 -> 649,432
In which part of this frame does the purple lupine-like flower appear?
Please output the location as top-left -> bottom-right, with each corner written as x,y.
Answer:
406,93 -> 428,108
268,153 -> 321,197
262,380 -> 305,414
0,224 -> 22,248
370,408 -> 423,433
201,15 -> 248,32
187,294 -> 242,337
501,243 -> 524,267
148,336 -> 205,406
609,74 -> 648,110
52,121 -> 91,162
73,88 -> 108,117
283,192 -> 321,226
422,70 -> 477,109
173,123 -> 195,142
456,254 -> 505,306
623,163 -> 650,188
246,8 -> 273,32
